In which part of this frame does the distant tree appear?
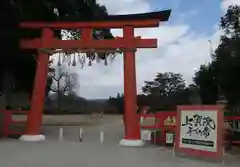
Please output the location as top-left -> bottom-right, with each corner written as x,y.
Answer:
187,84 -> 202,104
108,93 -> 124,114
194,5 -> 240,106
142,72 -> 186,97
45,94 -> 89,114
193,64 -> 218,104
141,72 -> 189,110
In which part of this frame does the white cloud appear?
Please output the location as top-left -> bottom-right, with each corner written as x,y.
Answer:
99,0 -> 151,14
221,0 -> 240,11
63,0 -> 229,99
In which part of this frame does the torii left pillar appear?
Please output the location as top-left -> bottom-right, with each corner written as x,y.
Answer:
119,26 -> 142,146
19,28 -> 53,141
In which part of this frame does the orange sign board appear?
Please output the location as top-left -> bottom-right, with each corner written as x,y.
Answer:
164,116 -> 176,126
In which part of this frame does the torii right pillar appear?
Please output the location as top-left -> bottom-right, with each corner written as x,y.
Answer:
119,11 -> 171,146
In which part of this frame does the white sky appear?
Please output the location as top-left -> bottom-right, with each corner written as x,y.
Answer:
58,0 -> 238,99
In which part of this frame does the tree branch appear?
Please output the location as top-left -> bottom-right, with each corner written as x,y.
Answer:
52,76 -> 59,81
50,87 -> 58,92
63,86 -> 69,93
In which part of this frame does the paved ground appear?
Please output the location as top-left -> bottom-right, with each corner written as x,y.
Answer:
1,115 -> 240,167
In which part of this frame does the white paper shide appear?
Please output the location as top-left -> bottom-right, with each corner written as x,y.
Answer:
179,110 -> 218,152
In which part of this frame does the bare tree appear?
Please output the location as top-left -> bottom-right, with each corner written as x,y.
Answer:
50,66 -> 79,110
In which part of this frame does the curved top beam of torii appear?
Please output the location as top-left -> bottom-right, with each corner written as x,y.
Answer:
20,10 -> 171,29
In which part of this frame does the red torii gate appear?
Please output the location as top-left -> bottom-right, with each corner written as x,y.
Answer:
19,10 -> 171,146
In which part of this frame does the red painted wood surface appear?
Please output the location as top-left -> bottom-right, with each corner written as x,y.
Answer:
20,20 -> 160,29
225,116 -> 240,120
20,38 -> 157,49
1,110 -> 28,137
139,111 -> 176,144
122,26 -> 140,140
25,28 -> 53,135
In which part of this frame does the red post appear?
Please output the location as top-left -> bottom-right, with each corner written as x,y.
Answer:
3,111 -> 11,137
24,28 -> 53,136
122,26 -> 141,140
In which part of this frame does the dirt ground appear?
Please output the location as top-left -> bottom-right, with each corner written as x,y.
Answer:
1,114 -> 240,167
12,114 -> 122,126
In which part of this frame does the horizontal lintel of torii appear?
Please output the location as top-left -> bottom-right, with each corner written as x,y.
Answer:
20,38 -> 157,50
